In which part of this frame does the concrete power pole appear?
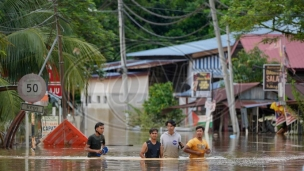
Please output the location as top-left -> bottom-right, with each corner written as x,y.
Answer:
209,0 -> 238,133
226,26 -> 240,133
118,0 -> 129,129
53,0 -> 67,119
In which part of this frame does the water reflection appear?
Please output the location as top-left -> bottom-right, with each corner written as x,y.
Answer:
1,131 -> 304,171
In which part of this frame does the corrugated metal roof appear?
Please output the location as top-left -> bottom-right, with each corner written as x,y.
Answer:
285,83 -> 304,100
91,71 -> 149,79
126,23 -> 283,58
127,35 -> 235,57
103,59 -> 187,71
169,82 -> 260,108
239,34 -> 304,69
221,100 -> 272,109
192,68 -> 223,78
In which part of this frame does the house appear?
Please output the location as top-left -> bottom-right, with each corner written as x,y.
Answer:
82,35 -> 236,130
81,59 -> 187,131
82,23 -> 304,132
231,34 -> 304,82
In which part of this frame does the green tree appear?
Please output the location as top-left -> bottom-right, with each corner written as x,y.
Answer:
142,82 -> 183,127
59,0 -> 117,61
232,47 -> 276,83
128,82 -> 183,129
93,0 -> 221,54
0,0 -> 105,127
222,0 -> 304,40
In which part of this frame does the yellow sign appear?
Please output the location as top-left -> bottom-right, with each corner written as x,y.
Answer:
193,72 -> 211,97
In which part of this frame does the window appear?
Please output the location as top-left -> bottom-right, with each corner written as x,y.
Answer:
88,96 -> 91,103
97,96 -> 101,103
104,96 -> 107,104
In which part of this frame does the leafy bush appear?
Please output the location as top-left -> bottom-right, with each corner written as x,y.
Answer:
128,82 -> 183,129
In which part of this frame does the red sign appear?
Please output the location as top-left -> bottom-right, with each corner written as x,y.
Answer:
48,84 -> 62,97
47,65 -> 62,97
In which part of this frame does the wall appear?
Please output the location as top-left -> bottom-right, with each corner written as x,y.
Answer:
81,73 -> 149,131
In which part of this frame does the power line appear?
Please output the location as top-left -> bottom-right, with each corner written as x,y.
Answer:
129,0 -> 207,19
124,10 -> 211,39
215,0 -> 229,9
124,4 -> 199,26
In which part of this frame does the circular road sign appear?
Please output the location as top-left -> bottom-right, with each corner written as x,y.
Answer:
17,73 -> 47,103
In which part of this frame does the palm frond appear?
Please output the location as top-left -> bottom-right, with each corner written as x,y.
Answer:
0,78 -> 22,122
2,28 -> 48,81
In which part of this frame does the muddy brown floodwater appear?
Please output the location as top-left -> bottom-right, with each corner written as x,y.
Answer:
0,130 -> 304,171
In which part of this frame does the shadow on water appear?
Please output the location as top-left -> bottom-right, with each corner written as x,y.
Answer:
1,131 -> 304,171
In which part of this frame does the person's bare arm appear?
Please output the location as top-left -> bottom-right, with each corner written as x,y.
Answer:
139,142 -> 148,158
84,144 -> 102,154
179,142 -> 185,149
160,145 -> 163,158
183,145 -> 208,156
205,148 -> 211,154
160,145 -> 165,158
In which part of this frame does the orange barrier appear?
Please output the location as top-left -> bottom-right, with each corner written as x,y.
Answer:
43,119 -> 87,147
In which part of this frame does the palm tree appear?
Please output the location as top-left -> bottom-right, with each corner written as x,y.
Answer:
0,0 -> 105,128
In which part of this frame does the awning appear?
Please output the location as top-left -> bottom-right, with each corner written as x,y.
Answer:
285,83 -> 304,100
103,59 -> 187,71
221,101 -> 273,109
168,82 -> 260,109
192,68 -> 223,78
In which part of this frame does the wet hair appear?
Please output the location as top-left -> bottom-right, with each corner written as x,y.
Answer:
149,128 -> 158,134
95,122 -> 104,130
196,126 -> 205,131
165,120 -> 176,127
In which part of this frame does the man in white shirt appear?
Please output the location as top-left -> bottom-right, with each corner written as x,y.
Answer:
160,120 -> 184,158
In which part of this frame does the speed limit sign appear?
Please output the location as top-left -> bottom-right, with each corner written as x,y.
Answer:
17,74 -> 47,103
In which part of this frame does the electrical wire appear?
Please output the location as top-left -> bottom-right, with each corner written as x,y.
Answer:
124,4 -> 201,26
0,14 -> 55,34
124,10 -> 211,39
130,0 -> 206,19
215,0 -> 229,9
0,3 -> 54,26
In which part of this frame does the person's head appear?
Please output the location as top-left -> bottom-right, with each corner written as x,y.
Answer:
95,122 -> 104,135
149,128 -> 158,140
195,126 -> 205,138
165,120 -> 176,133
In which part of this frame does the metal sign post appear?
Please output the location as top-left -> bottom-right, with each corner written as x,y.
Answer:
17,74 -> 46,149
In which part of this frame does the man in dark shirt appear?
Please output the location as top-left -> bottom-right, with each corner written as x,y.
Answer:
84,122 -> 106,157
139,128 -> 162,158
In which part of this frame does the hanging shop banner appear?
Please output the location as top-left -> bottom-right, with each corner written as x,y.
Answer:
41,116 -> 59,138
263,64 -> 281,91
192,72 -> 211,97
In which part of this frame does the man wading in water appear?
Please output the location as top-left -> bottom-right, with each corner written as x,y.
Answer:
140,128 -> 162,158
84,122 -> 106,157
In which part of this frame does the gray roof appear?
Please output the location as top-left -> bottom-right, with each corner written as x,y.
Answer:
126,21 -> 284,58
127,35 -> 234,57
103,59 -> 187,71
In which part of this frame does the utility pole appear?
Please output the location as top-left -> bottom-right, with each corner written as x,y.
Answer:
278,35 -> 286,106
226,26 -> 240,133
209,0 -> 238,133
118,0 -> 129,128
53,0 -> 67,119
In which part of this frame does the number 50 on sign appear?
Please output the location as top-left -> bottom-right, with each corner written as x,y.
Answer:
17,74 -> 47,103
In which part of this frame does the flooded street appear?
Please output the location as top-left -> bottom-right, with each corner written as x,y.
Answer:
1,131 -> 304,171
